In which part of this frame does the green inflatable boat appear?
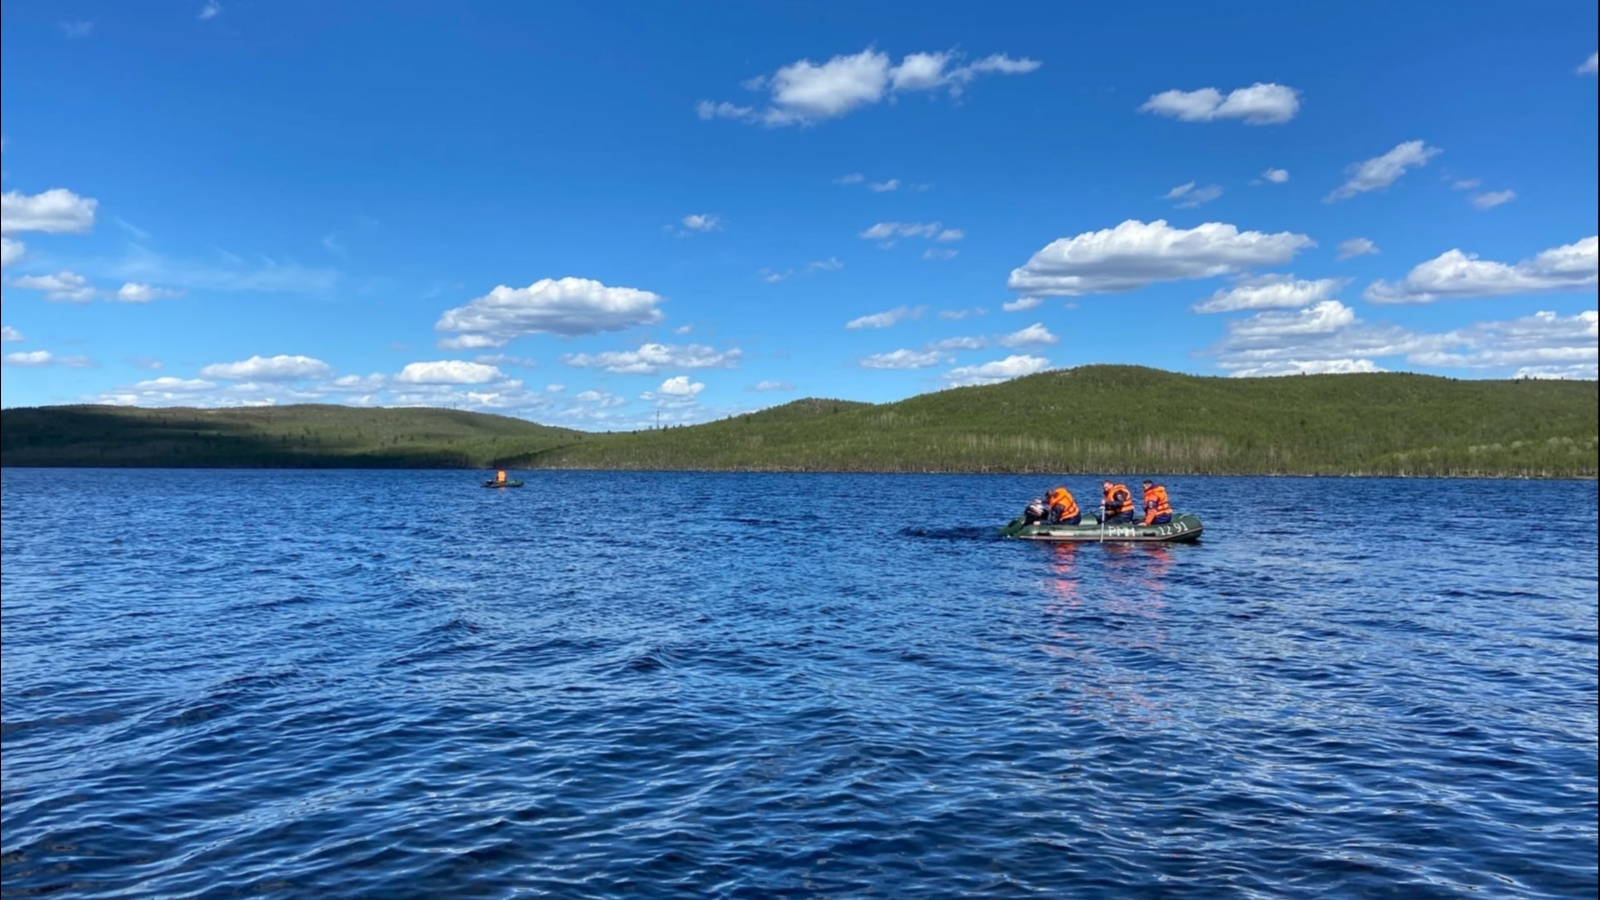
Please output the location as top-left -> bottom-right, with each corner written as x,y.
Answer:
1000,512 -> 1203,543
482,479 -> 525,488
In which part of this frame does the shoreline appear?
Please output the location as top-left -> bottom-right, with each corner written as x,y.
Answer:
4,463 -> 1595,481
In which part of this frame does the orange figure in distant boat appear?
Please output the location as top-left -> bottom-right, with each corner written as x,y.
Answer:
1098,481 -> 1135,524
1141,479 -> 1172,526
1046,486 -> 1082,525
482,469 -> 524,488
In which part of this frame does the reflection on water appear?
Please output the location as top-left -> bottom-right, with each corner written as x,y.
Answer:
1,469 -> 1596,899
1039,544 -> 1174,723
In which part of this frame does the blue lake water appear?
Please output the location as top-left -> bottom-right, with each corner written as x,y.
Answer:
1,469 -> 1596,899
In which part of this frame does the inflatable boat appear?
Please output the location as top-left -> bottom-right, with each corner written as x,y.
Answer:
999,512 -> 1203,543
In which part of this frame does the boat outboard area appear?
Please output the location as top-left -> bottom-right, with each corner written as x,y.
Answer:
1000,512 -> 1203,543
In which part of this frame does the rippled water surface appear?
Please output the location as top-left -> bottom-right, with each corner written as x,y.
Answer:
3,470 -> 1596,899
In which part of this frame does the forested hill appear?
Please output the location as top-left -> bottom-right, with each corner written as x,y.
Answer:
517,367 -> 1598,478
2,367 -> 1595,477
0,404 -> 586,468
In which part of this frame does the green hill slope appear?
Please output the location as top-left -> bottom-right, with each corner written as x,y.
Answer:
520,367 -> 1598,478
0,404 -> 586,468
3,368 -> 1595,476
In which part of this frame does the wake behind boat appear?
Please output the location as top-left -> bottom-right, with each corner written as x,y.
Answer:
999,512 -> 1203,543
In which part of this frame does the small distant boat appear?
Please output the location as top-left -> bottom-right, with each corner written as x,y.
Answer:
1000,513 -> 1203,543
482,479 -> 524,488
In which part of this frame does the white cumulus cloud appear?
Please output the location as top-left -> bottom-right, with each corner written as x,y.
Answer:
1139,83 -> 1301,124
1,326 -> 22,342
861,349 -> 943,369
1,188 -> 98,234
860,221 -> 960,243
394,360 -> 505,385
1470,190 -> 1516,210
1211,301 -> 1415,377
642,375 -> 705,406
1227,300 -> 1358,340
1193,275 -> 1346,313
868,179 -> 900,192
944,354 -> 1051,386
1410,310 -> 1597,375
680,213 -> 721,232
1170,184 -> 1223,209
1325,140 -> 1441,202
1261,168 -> 1290,184
699,48 -> 1040,127
1208,296 -> 1599,380
846,305 -> 922,329
1365,236 -> 1598,304
1578,52 -> 1598,75
1,237 -> 24,268
4,349 -> 92,368
14,270 -> 96,303
1230,358 -> 1388,377
115,282 -> 185,303
930,335 -> 988,350
435,277 -> 666,347
1337,238 -> 1380,261
574,389 -> 627,408
998,323 -> 1059,347
938,307 -> 987,320
1007,219 -> 1315,297
133,376 -> 217,392
200,354 -> 333,381
561,342 -> 742,374
750,380 -> 794,392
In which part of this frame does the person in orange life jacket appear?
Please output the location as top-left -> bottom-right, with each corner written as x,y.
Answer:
494,469 -> 508,484
1141,479 -> 1172,525
1046,486 -> 1082,525
1022,497 -> 1049,525
1097,481 -> 1135,524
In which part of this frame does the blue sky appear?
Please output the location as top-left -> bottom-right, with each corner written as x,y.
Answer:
2,0 -> 1596,427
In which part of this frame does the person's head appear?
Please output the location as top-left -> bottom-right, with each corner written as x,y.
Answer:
1142,479 -> 1153,487
1102,481 -> 1112,490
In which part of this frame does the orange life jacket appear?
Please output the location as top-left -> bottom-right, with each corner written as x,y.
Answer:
1046,487 -> 1079,521
1103,484 -> 1132,515
495,469 -> 507,483
1142,484 -> 1171,524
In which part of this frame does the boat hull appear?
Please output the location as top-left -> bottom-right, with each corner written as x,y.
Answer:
1000,512 -> 1202,543
482,480 -> 525,488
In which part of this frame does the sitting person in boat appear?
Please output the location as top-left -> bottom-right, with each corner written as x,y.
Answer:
1045,486 -> 1082,525
493,469 -> 508,484
1098,481 -> 1136,524
1141,479 -> 1172,525
1022,497 -> 1049,525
